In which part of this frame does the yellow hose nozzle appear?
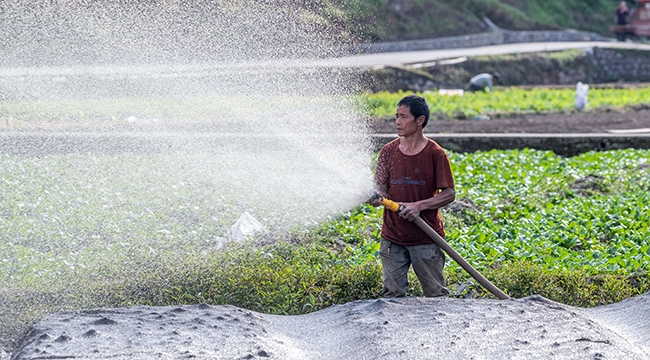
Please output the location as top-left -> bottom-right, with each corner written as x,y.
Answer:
381,197 -> 402,212
369,193 -> 402,212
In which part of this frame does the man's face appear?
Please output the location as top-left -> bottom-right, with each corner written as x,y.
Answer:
395,105 -> 423,137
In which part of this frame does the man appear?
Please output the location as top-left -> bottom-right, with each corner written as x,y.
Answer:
468,72 -> 500,92
617,1 -> 629,26
616,1 -> 631,41
370,94 -> 456,298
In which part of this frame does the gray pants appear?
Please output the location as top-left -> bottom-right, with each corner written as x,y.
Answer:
380,238 -> 449,298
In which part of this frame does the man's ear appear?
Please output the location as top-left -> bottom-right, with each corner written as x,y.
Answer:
416,115 -> 426,127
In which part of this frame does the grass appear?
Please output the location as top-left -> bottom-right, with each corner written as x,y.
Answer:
471,48 -> 587,63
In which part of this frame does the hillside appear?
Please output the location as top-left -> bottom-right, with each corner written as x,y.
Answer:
0,0 -> 626,67
338,0 -> 622,42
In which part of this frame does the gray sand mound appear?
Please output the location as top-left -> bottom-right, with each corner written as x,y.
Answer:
6,293 -> 650,359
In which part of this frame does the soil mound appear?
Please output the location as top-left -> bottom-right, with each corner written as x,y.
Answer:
7,293 -> 650,359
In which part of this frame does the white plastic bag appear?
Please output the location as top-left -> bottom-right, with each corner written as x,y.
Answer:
575,82 -> 589,110
228,212 -> 267,242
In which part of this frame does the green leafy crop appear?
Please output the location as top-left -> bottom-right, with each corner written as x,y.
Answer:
362,87 -> 650,119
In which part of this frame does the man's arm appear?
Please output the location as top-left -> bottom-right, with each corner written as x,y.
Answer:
398,187 -> 456,221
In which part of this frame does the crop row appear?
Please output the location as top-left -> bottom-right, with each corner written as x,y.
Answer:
6,87 -> 649,127
362,87 -> 650,119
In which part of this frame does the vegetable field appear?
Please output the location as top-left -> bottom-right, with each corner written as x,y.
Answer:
449,149 -> 650,274
362,87 -> 650,119
1,148 -> 649,286
325,148 -> 650,276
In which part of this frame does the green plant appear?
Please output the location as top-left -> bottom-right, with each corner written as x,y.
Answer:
362,87 -> 650,120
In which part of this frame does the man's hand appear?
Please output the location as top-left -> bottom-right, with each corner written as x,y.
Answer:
396,188 -> 456,221
398,202 -> 420,221
368,196 -> 383,207
367,189 -> 388,207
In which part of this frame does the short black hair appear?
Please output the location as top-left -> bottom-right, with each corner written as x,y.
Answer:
397,94 -> 430,128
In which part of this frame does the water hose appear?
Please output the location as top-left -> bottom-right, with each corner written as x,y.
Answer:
375,195 -> 511,300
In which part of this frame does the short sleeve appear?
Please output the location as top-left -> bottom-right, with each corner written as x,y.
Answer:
434,150 -> 455,189
375,142 -> 394,188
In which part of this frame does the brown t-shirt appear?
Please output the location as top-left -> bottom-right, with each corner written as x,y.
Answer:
375,139 -> 455,245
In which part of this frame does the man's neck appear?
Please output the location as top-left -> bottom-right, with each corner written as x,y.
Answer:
399,131 -> 428,155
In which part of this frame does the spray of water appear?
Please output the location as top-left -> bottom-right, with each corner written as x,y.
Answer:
1,0 -> 374,222
0,0 -> 375,343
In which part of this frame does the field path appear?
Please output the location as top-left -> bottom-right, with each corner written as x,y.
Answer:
329,41 -> 650,67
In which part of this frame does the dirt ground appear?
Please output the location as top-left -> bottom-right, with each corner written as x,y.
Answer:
8,294 -> 650,359
372,108 -> 650,134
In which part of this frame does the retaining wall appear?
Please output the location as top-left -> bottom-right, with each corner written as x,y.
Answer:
364,47 -> 650,92
353,29 -> 611,54
591,47 -> 650,83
